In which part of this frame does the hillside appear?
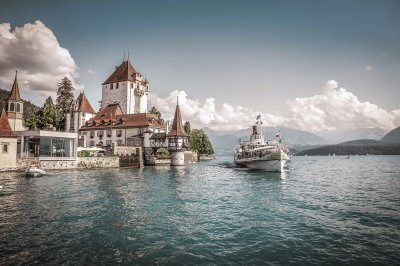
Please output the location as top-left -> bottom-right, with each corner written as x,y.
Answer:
296,139 -> 400,156
317,127 -> 388,144
0,88 -> 39,120
203,126 -> 328,154
381,126 -> 400,143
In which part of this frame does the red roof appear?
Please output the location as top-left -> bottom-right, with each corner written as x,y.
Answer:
8,71 -> 21,101
0,108 -> 16,137
167,104 -> 189,137
102,61 -> 137,85
76,93 -> 96,114
80,104 -> 165,130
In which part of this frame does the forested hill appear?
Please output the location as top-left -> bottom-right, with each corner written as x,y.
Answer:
0,88 -> 39,120
296,139 -> 400,156
381,126 -> 400,144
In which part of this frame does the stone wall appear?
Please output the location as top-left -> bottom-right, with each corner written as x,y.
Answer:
114,146 -> 141,156
10,157 -> 119,171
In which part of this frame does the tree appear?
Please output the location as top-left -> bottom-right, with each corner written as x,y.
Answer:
184,121 -> 191,134
56,77 -> 75,130
149,106 -> 161,118
25,96 -> 59,130
189,129 -> 214,158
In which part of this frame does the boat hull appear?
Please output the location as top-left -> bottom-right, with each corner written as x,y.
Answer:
235,159 -> 286,172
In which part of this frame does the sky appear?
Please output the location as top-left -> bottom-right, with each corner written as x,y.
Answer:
1,0 -> 399,132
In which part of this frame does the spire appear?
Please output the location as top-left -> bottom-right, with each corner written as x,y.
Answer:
8,70 -> 21,101
0,108 -> 16,137
167,101 -> 189,137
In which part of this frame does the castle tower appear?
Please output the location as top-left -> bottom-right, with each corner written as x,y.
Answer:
5,71 -> 25,132
65,92 -> 96,133
167,100 -> 189,166
101,59 -> 149,114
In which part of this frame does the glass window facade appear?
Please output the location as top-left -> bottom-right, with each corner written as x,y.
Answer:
23,137 -> 75,158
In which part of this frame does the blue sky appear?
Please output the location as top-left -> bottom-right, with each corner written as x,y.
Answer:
1,0 -> 399,131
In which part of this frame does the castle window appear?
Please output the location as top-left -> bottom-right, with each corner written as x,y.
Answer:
116,83 -> 119,89
130,82 -> 133,89
2,143 -> 9,153
9,103 -> 15,112
116,129 -> 122,137
16,103 -> 21,113
110,84 -> 113,90
89,141 -> 95,147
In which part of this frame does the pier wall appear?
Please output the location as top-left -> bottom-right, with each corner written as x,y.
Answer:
6,157 -> 120,171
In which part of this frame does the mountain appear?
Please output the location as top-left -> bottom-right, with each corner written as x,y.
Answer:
0,88 -> 39,120
296,139 -> 400,156
316,127 -> 388,144
203,126 -> 327,154
381,126 -> 400,143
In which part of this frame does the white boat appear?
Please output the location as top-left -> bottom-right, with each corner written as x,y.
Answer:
234,117 -> 289,172
25,167 -> 46,177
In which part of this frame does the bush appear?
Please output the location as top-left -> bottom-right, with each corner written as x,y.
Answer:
78,151 -> 90,157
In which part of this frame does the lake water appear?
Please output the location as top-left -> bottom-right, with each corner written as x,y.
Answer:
1,156 -> 399,265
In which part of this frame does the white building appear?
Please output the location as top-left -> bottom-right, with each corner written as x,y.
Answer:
101,59 -> 149,114
65,92 -> 96,133
79,103 -> 166,151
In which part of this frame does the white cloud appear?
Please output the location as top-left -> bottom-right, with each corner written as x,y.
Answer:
148,90 -> 286,131
0,21 -> 82,104
149,81 -> 400,132
365,65 -> 373,72
88,69 -> 96,74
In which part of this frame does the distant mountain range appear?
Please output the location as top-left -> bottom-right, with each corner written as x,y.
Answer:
316,127 -> 388,144
203,126 -> 327,153
296,126 -> 400,155
204,125 -> 400,155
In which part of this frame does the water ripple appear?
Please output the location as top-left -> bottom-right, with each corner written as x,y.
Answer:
0,155 -> 399,265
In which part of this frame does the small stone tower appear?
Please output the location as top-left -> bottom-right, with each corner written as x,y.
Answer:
101,59 -> 149,114
5,71 -> 25,132
167,100 -> 189,166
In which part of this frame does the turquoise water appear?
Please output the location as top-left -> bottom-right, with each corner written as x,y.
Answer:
0,156 -> 399,265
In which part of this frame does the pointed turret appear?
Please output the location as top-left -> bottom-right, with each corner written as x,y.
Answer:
167,100 -> 189,137
7,71 -> 21,101
5,71 -> 25,131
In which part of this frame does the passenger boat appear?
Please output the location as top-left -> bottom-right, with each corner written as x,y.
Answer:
234,116 -> 289,172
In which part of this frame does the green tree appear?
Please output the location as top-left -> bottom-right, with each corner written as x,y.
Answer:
149,106 -> 161,118
25,96 -> 59,130
56,77 -> 75,130
184,121 -> 191,134
189,129 -> 214,158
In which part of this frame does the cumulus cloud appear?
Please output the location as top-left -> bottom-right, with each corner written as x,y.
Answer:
148,90 -> 285,131
88,69 -> 96,74
149,81 -> 400,132
287,80 -> 400,131
0,21 -> 82,103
